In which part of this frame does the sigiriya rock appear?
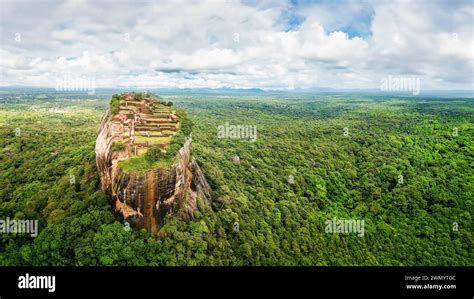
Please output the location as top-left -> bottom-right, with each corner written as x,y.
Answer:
95,92 -> 211,235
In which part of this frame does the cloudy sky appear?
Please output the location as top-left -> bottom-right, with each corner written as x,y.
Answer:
0,0 -> 472,90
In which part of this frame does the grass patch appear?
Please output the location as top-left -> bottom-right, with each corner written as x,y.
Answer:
118,152 -> 175,173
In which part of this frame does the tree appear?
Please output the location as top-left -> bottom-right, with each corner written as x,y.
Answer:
110,94 -> 121,115
145,146 -> 163,162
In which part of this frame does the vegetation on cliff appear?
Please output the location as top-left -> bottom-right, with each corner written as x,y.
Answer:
118,152 -> 176,173
110,94 -> 121,115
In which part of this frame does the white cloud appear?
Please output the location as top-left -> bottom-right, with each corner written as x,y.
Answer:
0,0 -> 472,90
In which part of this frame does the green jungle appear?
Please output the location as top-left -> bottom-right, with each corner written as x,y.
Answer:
0,89 -> 472,266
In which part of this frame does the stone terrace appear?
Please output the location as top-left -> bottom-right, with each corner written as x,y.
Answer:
110,92 -> 179,157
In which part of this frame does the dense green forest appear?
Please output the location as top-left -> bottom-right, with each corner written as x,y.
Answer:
0,90 -> 472,266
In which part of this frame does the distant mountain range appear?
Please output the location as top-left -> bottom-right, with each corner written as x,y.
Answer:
0,85 -> 472,97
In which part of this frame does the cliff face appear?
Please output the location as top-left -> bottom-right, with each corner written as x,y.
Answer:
95,106 -> 211,234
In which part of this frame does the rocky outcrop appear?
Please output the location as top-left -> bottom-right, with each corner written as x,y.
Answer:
229,155 -> 240,165
95,108 -> 211,235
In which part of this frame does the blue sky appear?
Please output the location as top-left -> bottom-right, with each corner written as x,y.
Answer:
0,0 -> 472,90
286,0 -> 374,37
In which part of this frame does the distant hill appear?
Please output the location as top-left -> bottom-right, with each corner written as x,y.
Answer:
0,85 -> 472,97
